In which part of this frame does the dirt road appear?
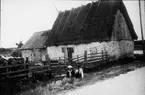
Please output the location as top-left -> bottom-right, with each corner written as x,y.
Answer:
61,67 -> 145,95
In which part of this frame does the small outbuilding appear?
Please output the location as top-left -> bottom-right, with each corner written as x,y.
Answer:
21,30 -> 50,63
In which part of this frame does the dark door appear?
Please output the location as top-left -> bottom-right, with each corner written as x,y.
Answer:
67,47 -> 74,62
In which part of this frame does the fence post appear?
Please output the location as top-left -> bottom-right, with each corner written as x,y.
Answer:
26,63 -> 30,79
58,57 -> 61,68
77,55 -> 79,63
105,51 -> 109,61
6,61 -> 8,73
105,51 -> 107,60
84,51 -> 87,64
59,57 -> 61,63
58,57 -> 61,77
102,50 -> 104,61
64,57 -> 65,64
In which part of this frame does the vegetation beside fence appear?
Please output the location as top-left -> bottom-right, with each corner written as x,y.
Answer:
19,60 -> 145,95
1,50 -> 144,95
0,50 -> 109,91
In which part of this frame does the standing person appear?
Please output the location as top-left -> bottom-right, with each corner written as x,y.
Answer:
66,65 -> 73,78
25,57 -> 29,63
75,65 -> 84,78
79,66 -> 84,78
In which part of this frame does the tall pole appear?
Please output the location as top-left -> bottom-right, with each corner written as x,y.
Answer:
53,3 -> 60,14
139,0 -> 145,56
0,5 -> 1,48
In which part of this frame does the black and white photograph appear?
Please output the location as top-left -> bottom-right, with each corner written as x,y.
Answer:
0,0 -> 145,95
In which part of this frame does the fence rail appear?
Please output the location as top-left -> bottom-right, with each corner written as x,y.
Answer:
0,63 -> 51,81
51,50 -> 109,70
0,50 -> 109,81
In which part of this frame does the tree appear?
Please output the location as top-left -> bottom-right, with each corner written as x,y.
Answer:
11,41 -> 23,57
16,41 -> 23,48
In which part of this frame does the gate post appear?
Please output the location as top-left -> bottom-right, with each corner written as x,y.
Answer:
84,51 -> 87,64
59,57 -> 61,63
102,50 -> 104,61
105,51 -> 107,61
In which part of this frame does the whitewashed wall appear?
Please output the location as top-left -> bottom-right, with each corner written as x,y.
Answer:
21,49 -> 48,62
47,40 -> 134,61
41,49 -> 48,61
21,50 -> 34,61
33,49 -> 41,62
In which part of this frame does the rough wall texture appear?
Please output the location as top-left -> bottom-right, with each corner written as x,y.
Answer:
21,49 -> 47,62
21,50 -> 34,62
33,49 -> 41,62
41,49 -> 48,61
47,41 -> 134,61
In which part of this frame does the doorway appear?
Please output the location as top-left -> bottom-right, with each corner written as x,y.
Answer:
62,47 -> 74,63
67,47 -> 74,62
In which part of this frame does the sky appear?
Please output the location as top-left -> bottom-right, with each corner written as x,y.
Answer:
1,0 -> 145,48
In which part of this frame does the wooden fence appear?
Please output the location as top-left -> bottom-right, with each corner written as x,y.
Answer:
0,63 -> 50,81
0,50 -> 109,82
50,50 -> 109,74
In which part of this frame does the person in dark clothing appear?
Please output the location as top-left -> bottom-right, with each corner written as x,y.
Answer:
66,65 -> 73,78
25,57 -> 29,63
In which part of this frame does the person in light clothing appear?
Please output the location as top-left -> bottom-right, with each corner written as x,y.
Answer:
79,67 -> 84,78
75,65 -> 84,78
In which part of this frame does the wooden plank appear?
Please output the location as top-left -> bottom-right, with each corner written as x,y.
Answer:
0,63 -> 29,69
1,69 -> 47,76
33,69 -> 49,74
74,54 -> 84,58
73,58 -> 83,62
1,67 -> 50,79
87,56 -> 102,59
1,68 -> 29,75
87,53 -> 102,56
87,59 -> 102,64
87,58 -> 102,62
29,65 -> 49,69
7,73 -> 28,78
50,63 -> 58,66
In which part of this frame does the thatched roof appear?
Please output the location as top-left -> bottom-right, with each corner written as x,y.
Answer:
21,30 -> 50,50
46,0 -> 137,46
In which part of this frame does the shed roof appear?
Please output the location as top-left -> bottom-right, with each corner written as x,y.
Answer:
46,0 -> 137,46
21,30 -> 50,50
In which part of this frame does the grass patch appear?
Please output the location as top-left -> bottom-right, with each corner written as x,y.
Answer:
13,61 -> 145,95
19,78 -> 81,95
